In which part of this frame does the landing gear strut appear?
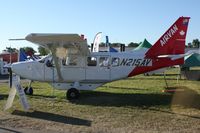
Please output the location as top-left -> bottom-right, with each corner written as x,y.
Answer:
66,88 -> 80,100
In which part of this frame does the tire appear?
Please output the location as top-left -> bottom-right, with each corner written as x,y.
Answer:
24,87 -> 33,95
66,88 -> 80,100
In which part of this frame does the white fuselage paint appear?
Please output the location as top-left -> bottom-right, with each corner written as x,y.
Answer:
11,50 -> 151,90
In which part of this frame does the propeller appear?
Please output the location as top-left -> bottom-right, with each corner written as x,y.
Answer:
3,63 -> 13,88
4,75 -> 30,111
8,67 -> 12,88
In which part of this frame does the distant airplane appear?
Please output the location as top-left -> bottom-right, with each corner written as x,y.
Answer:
8,17 -> 190,100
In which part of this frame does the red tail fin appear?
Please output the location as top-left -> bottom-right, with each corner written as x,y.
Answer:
146,17 -> 190,58
128,17 -> 190,77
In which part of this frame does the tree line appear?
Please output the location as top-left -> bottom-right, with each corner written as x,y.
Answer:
187,39 -> 200,48
3,38 -> 199,56
99,38 -> 200,48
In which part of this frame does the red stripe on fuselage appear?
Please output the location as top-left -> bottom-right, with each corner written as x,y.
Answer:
128,58 -> 183,77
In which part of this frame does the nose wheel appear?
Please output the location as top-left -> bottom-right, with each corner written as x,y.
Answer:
66,88 -> 80,100
24,87 -> 33,95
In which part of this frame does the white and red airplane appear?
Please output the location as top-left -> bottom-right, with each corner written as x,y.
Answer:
9,17 -> 190,100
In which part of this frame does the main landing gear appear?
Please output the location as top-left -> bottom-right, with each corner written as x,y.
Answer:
24,80 -> 33,95
24,87 -> 33,95
66,88 -> 80,100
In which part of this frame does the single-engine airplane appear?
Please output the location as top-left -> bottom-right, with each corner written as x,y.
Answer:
9,17 -> 190,100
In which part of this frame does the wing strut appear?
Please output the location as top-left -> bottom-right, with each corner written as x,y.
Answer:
48,45 -> 63,81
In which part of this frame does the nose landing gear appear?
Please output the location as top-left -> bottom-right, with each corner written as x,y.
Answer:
24,80 -> 33,95
24,87 -> 33,95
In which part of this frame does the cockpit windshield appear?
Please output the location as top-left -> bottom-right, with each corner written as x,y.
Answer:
38,54 -> 52,63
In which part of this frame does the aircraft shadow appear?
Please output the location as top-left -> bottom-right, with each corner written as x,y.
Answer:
102,86 -> 150,91
125,74 -> 181,81
0,94 -> 8,100
126,77 -> 180,81
75,91 -> 173,107
75,88 -> 200,109
29,94 -> 56,99
0,75 -> 9,80
0,127 -> 21,133
12,110 -> 91,126
149,74 -> 180,76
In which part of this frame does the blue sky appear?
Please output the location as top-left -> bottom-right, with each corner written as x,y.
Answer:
0,0 -> 199,52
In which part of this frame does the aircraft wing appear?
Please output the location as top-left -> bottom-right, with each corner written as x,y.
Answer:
157,50 -> 200,60
25,33 -> 90,81
25,33 -> 90,56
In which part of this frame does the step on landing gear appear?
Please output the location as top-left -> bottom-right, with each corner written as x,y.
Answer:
66,88 -> 80,100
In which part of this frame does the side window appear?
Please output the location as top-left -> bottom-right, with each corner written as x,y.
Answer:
46,58 -> 54,67
99,57 -> 109,67
62,56 -> 77,66
112,57 -> 120,67
87,57 -> 97,66
39,59 -> 45,63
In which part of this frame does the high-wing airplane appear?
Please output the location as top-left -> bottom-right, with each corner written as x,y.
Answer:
9,17 -> 190,100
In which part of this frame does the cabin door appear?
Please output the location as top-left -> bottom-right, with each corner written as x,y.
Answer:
86,56 -> 110,81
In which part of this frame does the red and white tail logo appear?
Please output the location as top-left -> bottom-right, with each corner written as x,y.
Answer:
145,17 -> 190,58
128,17 -> 190,77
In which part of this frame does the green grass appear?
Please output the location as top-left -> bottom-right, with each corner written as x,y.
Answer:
0,68 -> 200,132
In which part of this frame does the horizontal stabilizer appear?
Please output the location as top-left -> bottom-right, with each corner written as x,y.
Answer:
157,50 -> 200,60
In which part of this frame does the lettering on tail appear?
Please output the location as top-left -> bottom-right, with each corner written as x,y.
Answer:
160,24 -> 178,46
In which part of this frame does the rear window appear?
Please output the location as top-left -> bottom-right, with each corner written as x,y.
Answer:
87,57 -> 97,66
112,57 -> 120,67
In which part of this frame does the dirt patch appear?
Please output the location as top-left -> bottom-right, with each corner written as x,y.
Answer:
164,86 -> 200,109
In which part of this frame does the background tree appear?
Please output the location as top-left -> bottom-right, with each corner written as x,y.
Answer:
38,46 -> 50,55
187,42 -> 192,48
99,42 -> 106,47
128,42 -> 140,47
192,39 -> 200,48
110,43 -> 125,47
4,47 -> 18,53
20,47 -> 36,56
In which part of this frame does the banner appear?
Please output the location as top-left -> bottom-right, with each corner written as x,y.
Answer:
92,32 -> 102,52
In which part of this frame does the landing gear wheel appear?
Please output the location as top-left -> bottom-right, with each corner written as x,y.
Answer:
24,87 -> 33,95
66,88 -> 80,100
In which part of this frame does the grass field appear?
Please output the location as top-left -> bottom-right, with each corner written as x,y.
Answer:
0,68 -> 200,133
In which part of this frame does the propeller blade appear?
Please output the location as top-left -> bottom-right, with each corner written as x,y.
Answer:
4,85 -> 17,111
3,64 -> 13,88
5,75 -> 30,111
8,68 -> 12,88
